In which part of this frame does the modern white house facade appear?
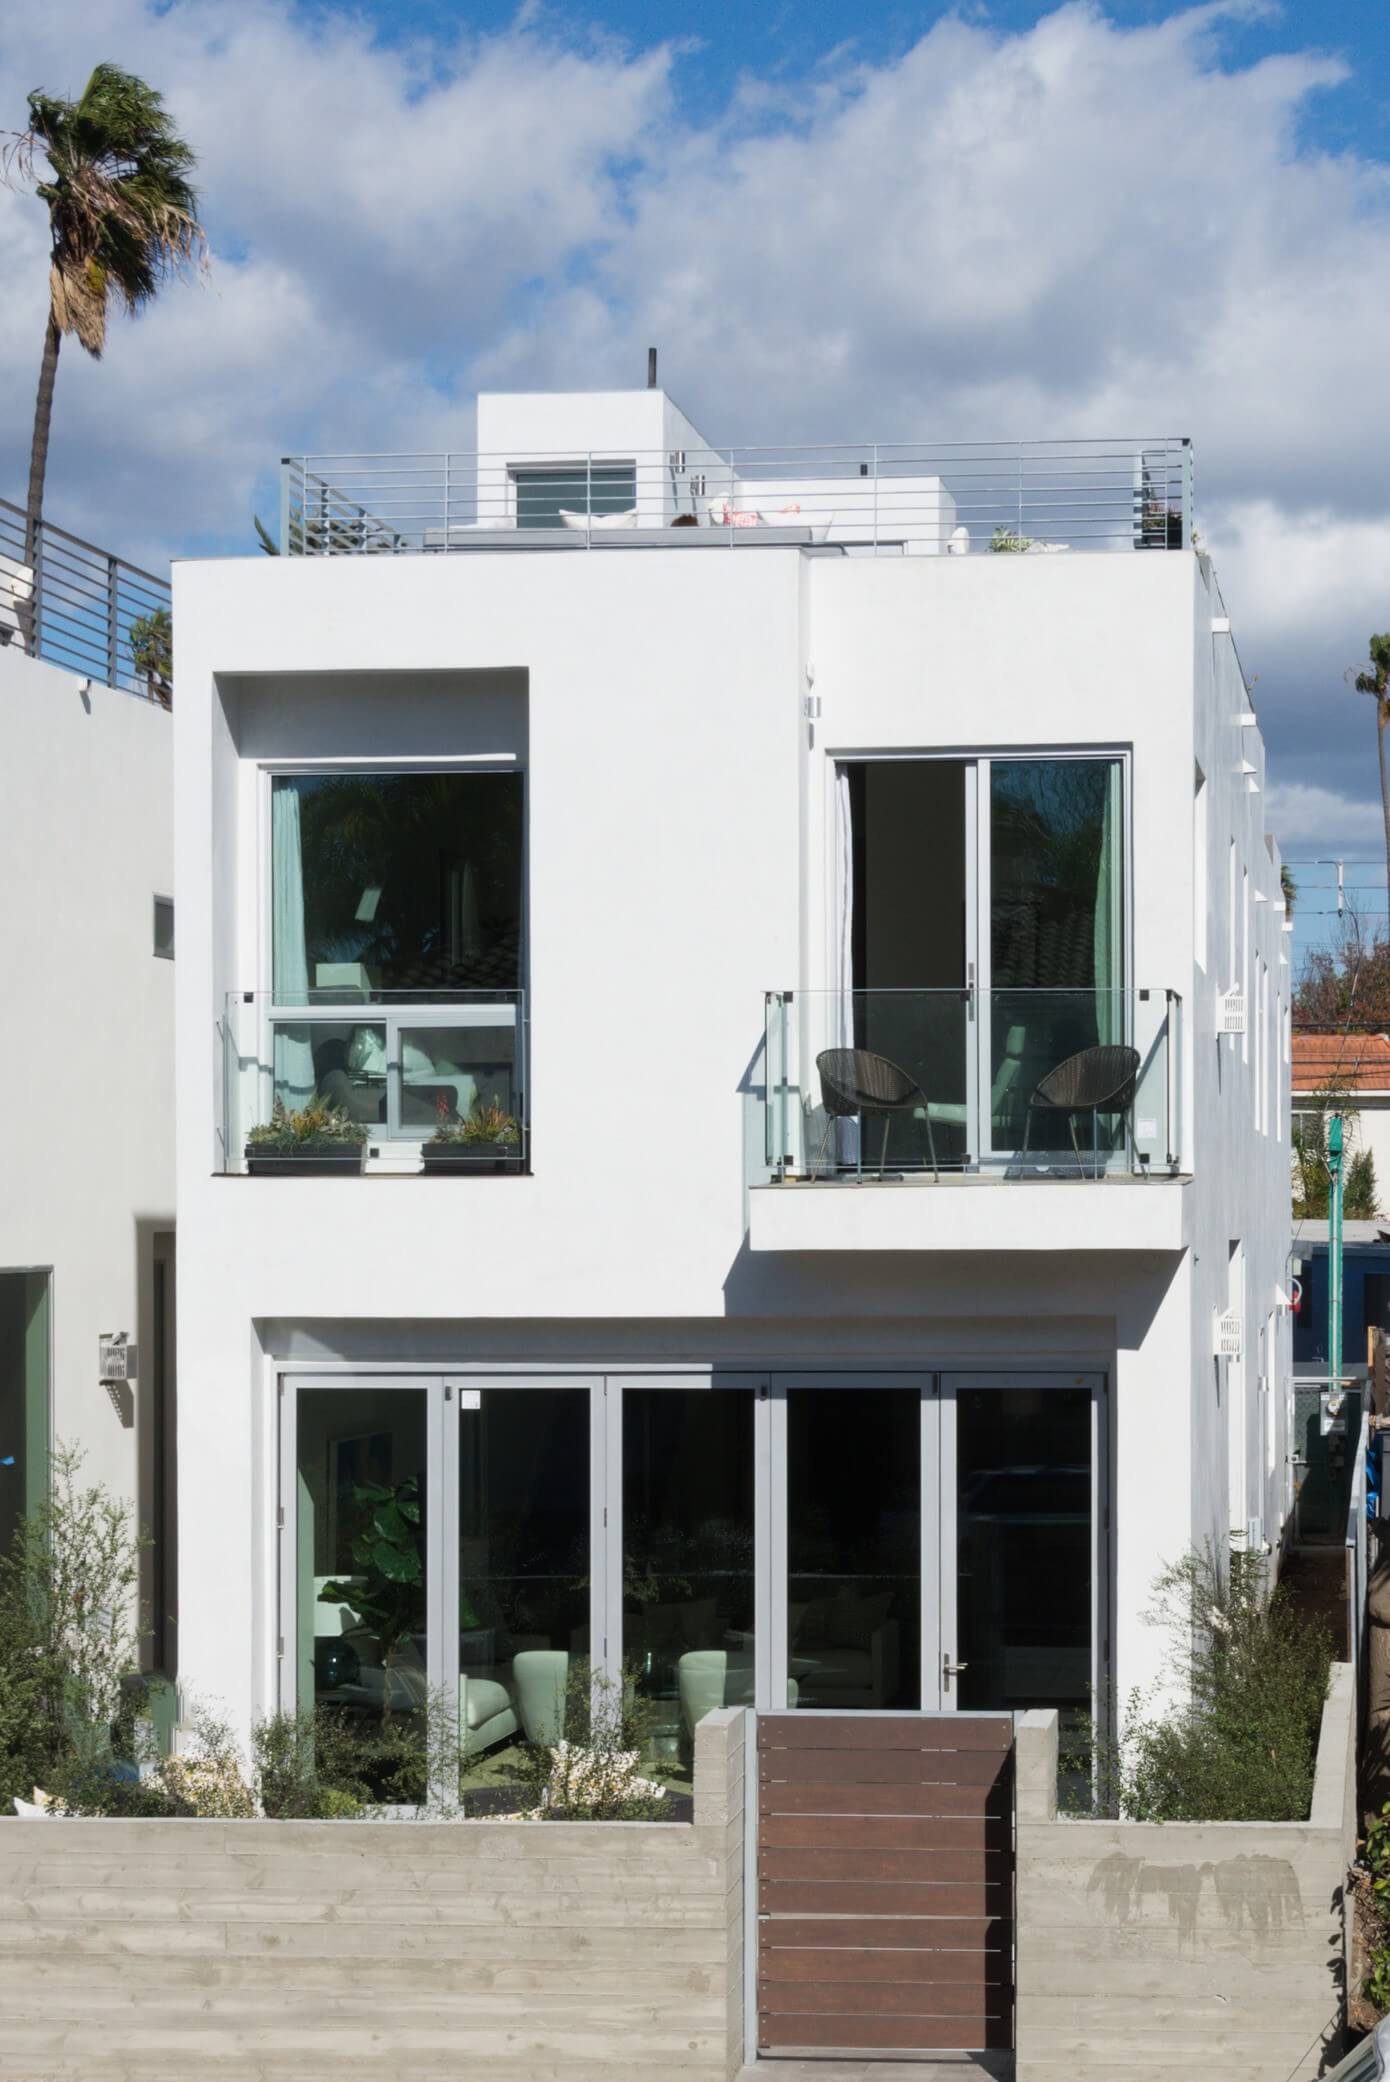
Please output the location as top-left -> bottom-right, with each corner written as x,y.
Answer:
171,391 -> 1291,1764
0,629 -> 175,1663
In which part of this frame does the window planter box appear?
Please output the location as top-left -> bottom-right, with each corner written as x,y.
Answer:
244,1143 -> 367,1177
421,1143 -> 524,1175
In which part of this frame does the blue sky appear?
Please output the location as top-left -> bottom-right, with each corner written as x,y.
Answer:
1,0 -> 1387,918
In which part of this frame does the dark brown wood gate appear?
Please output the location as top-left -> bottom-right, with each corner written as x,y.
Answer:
755,1713 -> 1013,2057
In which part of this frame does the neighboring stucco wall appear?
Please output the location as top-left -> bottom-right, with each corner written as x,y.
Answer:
0,1709 -> 747,2082
0,644 -> 173,1551
1014,1663 -> 1357,2082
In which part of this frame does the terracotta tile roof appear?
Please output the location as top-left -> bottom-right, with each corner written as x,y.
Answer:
1292,1031 -> 1390,1093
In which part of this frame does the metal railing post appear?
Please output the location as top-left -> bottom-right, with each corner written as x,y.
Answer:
106,555 -> 119,689
728,447 -> 737,543
30,520 -> 43,662
586,451 -> 592,547
279,459 -> 293,555
443,451 -> 451,550
1181,437 -> 1194,550
872,443 -> 879,551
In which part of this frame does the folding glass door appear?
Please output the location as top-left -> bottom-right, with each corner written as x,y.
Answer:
281,1375 -> 597,1793
768,1373 -> 1106,1716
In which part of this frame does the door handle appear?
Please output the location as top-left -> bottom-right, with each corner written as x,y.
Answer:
942,1655 -> 969,1686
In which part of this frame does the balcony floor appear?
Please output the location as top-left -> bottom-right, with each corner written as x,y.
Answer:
748,1172 -> 1191,1253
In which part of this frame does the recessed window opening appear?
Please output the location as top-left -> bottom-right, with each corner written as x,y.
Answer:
512,463 -> 636,529
153,894 -> 175,960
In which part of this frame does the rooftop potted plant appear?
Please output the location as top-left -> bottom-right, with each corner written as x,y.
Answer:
245,1095 -> 368,1176
422,1092 -> 523,1174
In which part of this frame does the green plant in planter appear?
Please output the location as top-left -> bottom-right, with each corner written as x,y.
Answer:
128,606 -> 172,707
990,526 -> 1033,553
247,1095 -> 368,1150
429,1093 -> 520,1147
319,1477 -> 424,1671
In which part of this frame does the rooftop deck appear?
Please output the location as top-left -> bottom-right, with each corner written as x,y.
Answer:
279,437 -> 1193,560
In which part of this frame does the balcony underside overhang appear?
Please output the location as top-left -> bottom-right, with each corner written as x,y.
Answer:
748,1173 -> 1191,1253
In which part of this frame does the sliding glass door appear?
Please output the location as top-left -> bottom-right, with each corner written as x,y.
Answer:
838,755 -> 1125,1170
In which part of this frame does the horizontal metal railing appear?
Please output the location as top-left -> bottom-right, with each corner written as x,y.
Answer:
278,438 -> 1194,559
761,986 -> 1183,1183
0,496 -> 171,700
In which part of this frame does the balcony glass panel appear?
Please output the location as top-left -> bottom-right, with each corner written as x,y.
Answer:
761,986 -> 1179,1182
222,990 -> 528,1170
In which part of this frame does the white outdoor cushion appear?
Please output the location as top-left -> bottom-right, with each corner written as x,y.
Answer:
759,509 -> 835,543
557,507 -> 639,532
450,518 -> 516,532
0,555 -> 34,636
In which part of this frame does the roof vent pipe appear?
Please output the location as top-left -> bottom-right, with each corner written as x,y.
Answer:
647,346 -> 657,389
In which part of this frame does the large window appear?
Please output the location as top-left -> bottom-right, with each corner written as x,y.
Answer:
512,464 -> 635,529
0,1273 -> 49,1556
270,771 -> 524,1137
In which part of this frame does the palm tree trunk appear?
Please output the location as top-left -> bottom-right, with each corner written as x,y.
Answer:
1380,700 -> 1390,925
20,312 -> 61,656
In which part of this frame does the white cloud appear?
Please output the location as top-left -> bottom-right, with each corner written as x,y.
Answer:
0,0 -> 1385,827
1264,781 -> 1387,853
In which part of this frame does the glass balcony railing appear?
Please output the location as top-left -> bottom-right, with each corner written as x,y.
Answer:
220,990 -> 527,1174
762,988 -> 1181,1182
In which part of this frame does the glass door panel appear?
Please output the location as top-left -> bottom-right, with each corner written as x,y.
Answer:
622,1386 -> 756,1767
457,1387 -> 589,1770
783,1386 -> 922,1710
293,1384 -> 430,1797
985,759 -> 1124,1161
940,1376 -> 1100,1718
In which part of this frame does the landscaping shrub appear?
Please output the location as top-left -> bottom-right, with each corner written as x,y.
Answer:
1064,1546 -> 1333,1822
511,1660 -> 668,1820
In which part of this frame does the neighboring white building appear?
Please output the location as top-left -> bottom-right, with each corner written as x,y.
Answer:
0,634 -> 175,1661
171,393 -> 1291,1756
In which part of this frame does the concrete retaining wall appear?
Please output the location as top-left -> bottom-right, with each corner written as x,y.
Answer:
0,1708 -> 747,2082
1016,1661 -> 1358,2082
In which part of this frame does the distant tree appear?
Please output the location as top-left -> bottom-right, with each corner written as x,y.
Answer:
1294,914 -> 1390,1032
1351,634 -> 1390,909
1281,862 -> 1297,913
1292,1073 -> 1381,1220
4,64 -> 205,643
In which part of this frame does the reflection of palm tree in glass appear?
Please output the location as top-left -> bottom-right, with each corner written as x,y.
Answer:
295,774 -> 523,992
990,762 -> 1120,1151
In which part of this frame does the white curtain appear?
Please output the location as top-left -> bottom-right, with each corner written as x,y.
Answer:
272,782 -> 316,1107
1093,762 -> 1122,1046
834,766 -> 859,1167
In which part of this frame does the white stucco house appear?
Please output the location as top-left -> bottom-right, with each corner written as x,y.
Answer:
169,390 -> 1292,1761
0,551 -> 175,1663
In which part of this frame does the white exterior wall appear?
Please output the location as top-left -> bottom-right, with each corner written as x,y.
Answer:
173,428 -> 1288,1741
0,644 -> 174,1551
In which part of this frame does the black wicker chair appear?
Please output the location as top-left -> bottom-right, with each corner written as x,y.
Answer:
814,1048 -> 934,1180
1023,1043 -> 1140,1178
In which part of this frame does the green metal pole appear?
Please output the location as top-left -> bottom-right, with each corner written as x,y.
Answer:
1329,1111 -> 1344,1393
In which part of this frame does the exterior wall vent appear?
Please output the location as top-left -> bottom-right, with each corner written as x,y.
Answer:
1215,1311 -> 1243,1359
1218,990 -> 1246,1035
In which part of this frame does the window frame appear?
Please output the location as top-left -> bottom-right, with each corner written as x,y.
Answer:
256,761 -> 528,1151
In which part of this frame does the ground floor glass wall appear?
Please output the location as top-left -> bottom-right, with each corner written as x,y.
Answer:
0,1272 -> 49,1556
280,1370 -> 1105,1799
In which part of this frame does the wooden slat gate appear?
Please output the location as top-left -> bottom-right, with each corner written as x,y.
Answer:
755,1712 -> 1014,2058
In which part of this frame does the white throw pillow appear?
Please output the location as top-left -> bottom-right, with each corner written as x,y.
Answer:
557,507 -> 640,532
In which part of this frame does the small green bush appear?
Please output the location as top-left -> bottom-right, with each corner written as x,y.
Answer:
1064,1546 -> 1332,1822
510,1660 -> 668,1821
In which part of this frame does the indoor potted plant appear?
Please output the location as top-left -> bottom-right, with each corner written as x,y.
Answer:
245,1095 -> 368,1176
422,1092 -> 523,1174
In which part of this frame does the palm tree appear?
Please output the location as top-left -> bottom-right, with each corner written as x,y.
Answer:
1352,635 -> 1390,913
7,64 -> 206,644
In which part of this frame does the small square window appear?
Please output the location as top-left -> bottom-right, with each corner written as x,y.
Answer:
153,895 -> 175,960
